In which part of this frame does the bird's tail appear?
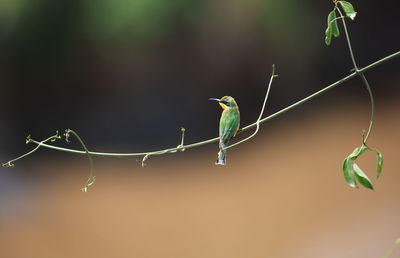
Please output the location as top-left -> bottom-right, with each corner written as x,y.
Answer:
215,148 -> 226,165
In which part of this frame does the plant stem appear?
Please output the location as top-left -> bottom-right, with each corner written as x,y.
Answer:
2,132 -> 60,166
337,8 -> 375,143
3,51 -> 400,162
337,9 -> 358,69
65,129 -> 96,192
359,73 -> 374,142
225,64 -> 277,150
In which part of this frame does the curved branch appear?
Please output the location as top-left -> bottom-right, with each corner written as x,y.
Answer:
225,64 -> 277,150
2,131 -> 61,167
3,51 -> 400,162
64,129 -> 96,192
337,8 -> 375,143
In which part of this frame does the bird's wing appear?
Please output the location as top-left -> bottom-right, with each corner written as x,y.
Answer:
220,112 -> 240,144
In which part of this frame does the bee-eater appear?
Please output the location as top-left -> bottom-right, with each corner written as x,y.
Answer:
209,96 -> 240,165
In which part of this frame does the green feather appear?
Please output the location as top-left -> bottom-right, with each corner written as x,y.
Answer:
215,96 -> 240,165
220,108 -> 240,145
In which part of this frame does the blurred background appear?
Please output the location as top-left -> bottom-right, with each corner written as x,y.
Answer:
0,0 -> 399,257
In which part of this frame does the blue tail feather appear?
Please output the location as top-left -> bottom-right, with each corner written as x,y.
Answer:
215,149 -> 226,165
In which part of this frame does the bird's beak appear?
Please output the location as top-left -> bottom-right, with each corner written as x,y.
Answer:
209,98 -> 221,102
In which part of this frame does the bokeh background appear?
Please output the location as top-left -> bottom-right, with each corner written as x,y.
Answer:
1,0 -> 399,257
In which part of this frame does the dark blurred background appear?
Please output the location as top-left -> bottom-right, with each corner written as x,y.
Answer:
0,0 -> 399,257
1,0 -> 399,150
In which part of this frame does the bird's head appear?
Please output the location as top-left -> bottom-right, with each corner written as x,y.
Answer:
209,96 -> 238,110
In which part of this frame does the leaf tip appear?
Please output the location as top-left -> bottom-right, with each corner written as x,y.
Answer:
376,151 -> 383,178
325,37 -> 332,46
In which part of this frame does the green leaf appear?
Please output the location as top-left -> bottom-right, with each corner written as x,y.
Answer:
330,11 -> 340,37
376,151 -> 383,178
325,10 -> 338,46
338,1 -> 357,20
349,145 -> 368,160
343,157 -> 357,188
353,163 -> 374,190
325,26 -> 332,46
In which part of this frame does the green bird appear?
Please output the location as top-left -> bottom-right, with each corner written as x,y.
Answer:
209,96 -> 240,165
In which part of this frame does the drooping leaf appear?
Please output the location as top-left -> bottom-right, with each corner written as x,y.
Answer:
343,157 -> 357,188
376,151 -> 383,178
349,145 -> 368,160
338,1 -> 357,20
325,10 -> 338,45
325,26 -> 332,46
353,163 -> 374,190
330,11 -> 340,37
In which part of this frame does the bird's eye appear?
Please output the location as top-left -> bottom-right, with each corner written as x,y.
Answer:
221,100 -> 230,106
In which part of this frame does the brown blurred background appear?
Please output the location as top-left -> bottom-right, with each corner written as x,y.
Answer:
0,0 -> 400,257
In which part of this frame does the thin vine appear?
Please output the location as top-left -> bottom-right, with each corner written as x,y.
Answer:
64,129 -> 96,192
325,1 -> 385,189
3,51 -> 397,160
224,64 -> 277,150
2,0 -> 400,191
